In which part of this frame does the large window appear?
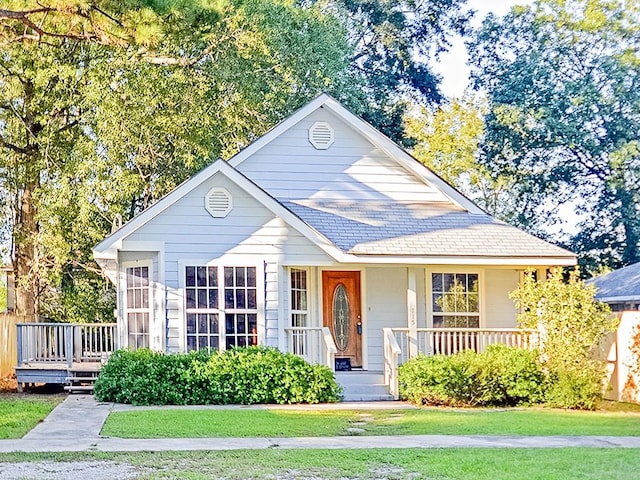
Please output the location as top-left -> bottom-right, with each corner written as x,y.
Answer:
125,265 -> 150,349
431,273 -> 479,328
290,268 -> 308,355
185,265 -> 258,351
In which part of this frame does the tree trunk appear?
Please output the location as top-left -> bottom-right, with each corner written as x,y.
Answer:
14,180 -> 38,321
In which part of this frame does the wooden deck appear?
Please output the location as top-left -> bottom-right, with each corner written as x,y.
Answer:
15,322 -> 116,392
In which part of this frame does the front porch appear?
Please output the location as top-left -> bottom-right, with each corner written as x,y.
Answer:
285,326 -> 539,400
15,322 -> 117,392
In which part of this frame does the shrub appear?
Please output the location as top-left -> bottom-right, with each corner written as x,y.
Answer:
94,346 -> 341,405
510,268 -> 616,409
398,345 -> 545,407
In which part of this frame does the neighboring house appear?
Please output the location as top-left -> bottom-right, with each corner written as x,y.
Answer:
93,94 -> 576,377
589,262 -> 640,311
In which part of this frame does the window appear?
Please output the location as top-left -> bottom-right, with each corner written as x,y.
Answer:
431,273 -> 479,328
185,265 -> 258,352
290,269 -> 308,355
125,265 -> 150,349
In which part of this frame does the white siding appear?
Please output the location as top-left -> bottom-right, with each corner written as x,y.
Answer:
365,267 -> 408,371
120,172 -> 331,353
484,269 -> 519,328
236,109 -> 450,204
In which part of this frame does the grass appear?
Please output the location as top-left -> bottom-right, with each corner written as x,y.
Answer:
0,448 -> 639,479
0,394 -> 64,439
101,406 -> 640,438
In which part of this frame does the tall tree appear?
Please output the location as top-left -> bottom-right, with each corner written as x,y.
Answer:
0,0 -> 352,320
307,0 -> 473,142
469,0 -> 640,272
405,95 -> 514,219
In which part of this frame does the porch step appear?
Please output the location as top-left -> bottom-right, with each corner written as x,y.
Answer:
65,364 -> 101,394
335,372 -> 395,402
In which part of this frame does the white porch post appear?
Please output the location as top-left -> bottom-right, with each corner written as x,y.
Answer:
407,268 -> 418,358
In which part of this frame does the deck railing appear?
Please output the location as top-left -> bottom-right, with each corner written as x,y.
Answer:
383,328 -> 402,400
284,326 -> 337,370
392,328 -> 539,364
16,322 -> 118,368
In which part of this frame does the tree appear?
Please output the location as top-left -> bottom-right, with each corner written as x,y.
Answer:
468,0 -> 640,272
510,268 -> 616,409
0,0 -> 352,320
307,0 -> 474,142
405,95 -> 514,218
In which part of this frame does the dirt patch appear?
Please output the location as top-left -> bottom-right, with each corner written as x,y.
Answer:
0,376 -> 17,393
0,461 -> 148,480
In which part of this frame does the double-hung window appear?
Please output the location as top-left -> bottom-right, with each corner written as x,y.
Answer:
185,265 -> 258,352
125,265 -> 151,349
431,273 -> 480,328
290,268 -> 309,355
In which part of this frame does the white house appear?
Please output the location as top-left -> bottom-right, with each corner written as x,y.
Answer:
93,94 -> 576,397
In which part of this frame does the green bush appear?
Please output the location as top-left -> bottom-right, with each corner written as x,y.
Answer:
544,362 -> 606,410
398,345 -> 545,407
94,346 -> 341,406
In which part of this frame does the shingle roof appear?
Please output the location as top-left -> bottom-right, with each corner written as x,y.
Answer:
284,199 -> 574,259
588,262 -> 640,301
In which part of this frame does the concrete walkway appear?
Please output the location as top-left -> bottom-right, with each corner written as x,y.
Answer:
2,395 -> 640,453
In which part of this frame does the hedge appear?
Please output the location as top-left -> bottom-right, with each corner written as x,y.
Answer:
94,346 -> 342,405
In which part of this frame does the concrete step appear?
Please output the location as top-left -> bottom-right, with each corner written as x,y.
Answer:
63,385 -> 95,393
335,371 -> 394,402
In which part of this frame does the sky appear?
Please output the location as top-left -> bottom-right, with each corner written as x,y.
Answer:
434,0 -> 535,98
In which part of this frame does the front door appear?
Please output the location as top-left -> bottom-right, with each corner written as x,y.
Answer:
322,271 -> 362,368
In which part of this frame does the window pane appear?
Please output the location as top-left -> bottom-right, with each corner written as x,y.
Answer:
225,288 -> 234,309
208,289 -> 218,309
247,290 -> 257,309
236,314 -> 246,334
187,314 -> 196,334
433,316 -> 444,328
236,268 -> 245,287
197,289 -> 208,309
198,314 -> 208,333
432,273 -> 443,292
226,315 -> 234,334
208,267 -> 217,287
432,294 -> 443,312
187,336 -> 196,351
209,314 -> 218,332
197,267 -> 207,287
186,266 -> 196,287
247,267 -> 256,287
443,274 -> 455,291
224,267 -> 233,287
186,289 -> 196,309
236,289 -> 246,309
198,337 -> 208,350
127,290 -> 134,309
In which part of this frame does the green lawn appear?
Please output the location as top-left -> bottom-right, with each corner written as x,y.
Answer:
1,448 -> 639,479
101,407 -> 640,438
0,394 -> 64,439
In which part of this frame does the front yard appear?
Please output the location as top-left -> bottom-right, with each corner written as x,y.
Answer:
0,394 -> 64,439
101,404 -> 640,438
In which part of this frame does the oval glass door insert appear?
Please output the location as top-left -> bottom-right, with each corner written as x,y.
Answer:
333,283 -> 350,351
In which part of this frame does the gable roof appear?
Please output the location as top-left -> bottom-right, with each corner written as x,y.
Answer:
589,262 -> 640,303
93,159 -> 345,262
94,94 -> 576,266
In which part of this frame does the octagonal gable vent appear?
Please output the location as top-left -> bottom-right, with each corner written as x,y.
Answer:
205,187 -> 232,218
308,121 -> 334,150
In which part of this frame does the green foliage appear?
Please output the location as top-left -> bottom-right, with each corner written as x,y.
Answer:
469,0 -> 640,269
399,345 -> 546,407
94,347 -> 342,405
510,268 -> 617,409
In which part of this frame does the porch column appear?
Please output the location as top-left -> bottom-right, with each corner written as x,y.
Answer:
407,268 -> 418,358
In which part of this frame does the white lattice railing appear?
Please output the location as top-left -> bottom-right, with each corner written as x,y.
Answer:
383,328 -> 402,400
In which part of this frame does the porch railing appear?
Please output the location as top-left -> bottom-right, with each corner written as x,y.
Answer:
284,326 -> 337,371
383,328 -> 402,400
16,322 -> 118,368
392,328 -> 539,365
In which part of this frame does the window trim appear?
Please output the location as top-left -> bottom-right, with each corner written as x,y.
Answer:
427,269 -> 483,329
122,260 -> 153,350
180,260 -> 263,353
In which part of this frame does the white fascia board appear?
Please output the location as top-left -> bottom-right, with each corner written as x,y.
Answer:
228,94 -> 331,168
93,159 -> 225,256
597,295 -> 640,303
320,98 -> 484,214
